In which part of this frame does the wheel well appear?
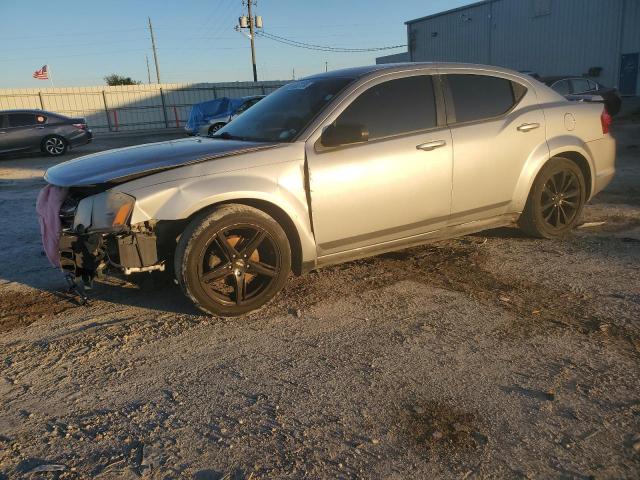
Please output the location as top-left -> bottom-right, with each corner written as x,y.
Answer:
169,199 -> 304,275
40,134 -> 65,146
554,151 -> 592,198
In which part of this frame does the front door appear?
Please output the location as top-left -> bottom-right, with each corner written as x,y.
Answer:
306,74 -> 453,257
0,115 -> 10,153
619,53 -> 639,96
442,73 -> 548,221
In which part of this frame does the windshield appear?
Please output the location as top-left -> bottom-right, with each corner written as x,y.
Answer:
214,77 -> 355,142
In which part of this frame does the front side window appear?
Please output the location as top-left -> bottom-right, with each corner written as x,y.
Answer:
334,75 -> 437,141
8,113 -> 37,127
446,74 -> 520,123
216,77 -> 354,142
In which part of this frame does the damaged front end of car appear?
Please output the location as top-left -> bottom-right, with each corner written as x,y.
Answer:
58,187 -> 166,289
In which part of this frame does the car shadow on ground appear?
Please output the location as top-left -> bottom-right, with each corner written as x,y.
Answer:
48,274 -> 198,314
476,226 -> 530,239
68,272 -> 203,316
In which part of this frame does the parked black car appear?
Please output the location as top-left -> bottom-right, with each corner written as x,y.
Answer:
540,76 -> 622,116
0,109 -> 92,157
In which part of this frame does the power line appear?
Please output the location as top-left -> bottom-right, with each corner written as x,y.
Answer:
0,27 -> 145,41
255,31 -> 406,53
0,48 -> 151,62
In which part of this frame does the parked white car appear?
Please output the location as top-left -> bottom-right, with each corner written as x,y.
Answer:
44,63 -> 615,316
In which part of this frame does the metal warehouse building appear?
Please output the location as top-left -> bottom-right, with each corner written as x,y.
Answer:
379,0 -> 640,95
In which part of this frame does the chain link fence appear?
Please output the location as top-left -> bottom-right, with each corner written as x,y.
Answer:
0,81 -> 287,134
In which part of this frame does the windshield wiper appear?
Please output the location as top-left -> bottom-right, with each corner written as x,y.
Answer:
210,132 -> 246,141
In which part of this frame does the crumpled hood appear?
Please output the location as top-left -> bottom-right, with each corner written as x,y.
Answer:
45,137 -> 279,187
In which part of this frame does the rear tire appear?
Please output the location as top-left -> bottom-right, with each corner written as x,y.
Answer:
175,204 -> 291,316
518,157 -> 586,239
41,135 -> 68,156
207,123 -> 225,137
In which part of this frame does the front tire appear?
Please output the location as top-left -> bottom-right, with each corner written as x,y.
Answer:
175,205 -> 291,316
518,157 -> 586,239
42,135 -> 68,156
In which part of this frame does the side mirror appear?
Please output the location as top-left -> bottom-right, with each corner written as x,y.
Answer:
321,123 -> 369,147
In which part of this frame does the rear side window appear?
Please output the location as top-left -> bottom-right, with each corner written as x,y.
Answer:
335,75 -> 437,140
446,74 -> 521,123
552,80 -> 571,95
571,78 -> 592,94
8,113 -> 37,127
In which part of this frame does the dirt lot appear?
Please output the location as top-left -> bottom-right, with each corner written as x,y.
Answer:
1,126 -> 639,479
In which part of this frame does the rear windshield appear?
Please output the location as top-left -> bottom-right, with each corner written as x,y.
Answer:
215,77 -> 355,142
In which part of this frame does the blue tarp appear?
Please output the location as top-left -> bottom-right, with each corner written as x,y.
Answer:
185,97 -> 243,133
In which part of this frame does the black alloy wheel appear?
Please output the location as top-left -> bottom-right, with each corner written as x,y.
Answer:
208,123 -> 225,136
519,157 -> 586,239
540,170 -> 581,229
197,224 -> 280,306
176,205 -> 291,316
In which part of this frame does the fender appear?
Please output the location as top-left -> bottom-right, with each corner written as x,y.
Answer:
510,134 -> 595,212
118,160 -> 318,265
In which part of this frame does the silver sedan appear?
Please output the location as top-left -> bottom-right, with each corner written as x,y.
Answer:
45,63 -> 615,316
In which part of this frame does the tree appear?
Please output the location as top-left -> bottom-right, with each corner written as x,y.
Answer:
104,74 -> 142,86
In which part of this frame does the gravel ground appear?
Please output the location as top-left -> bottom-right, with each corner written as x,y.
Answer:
0,126 -> 639,479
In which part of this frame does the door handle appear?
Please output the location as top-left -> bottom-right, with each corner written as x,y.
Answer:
517,122 -> 540,132
416,140 -> 447,151
34,126 -> 45,129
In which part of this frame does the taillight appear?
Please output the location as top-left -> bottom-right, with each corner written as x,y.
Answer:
73,123 -> 87,130
601,109 -> 612,134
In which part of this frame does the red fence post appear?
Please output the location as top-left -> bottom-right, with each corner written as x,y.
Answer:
173,105 -> 179,128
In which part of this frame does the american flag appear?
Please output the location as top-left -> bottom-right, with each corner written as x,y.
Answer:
33,65 -> 48,80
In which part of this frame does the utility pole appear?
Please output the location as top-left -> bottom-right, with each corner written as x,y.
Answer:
247,1 -> 257,82
148,17 -> 161,84
237,1 -> 262,82
145,55 -> 151,84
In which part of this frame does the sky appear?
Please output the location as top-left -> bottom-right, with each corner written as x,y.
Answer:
0,0 -> 474,88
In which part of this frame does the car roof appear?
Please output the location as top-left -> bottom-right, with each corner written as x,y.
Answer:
0,109 -> 63,116
303,62 -> 534,83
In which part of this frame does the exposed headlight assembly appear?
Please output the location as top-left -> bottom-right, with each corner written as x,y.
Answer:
73,191 -> 135,233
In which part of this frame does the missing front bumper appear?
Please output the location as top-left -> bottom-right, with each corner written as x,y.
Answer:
59,229 -> 163,279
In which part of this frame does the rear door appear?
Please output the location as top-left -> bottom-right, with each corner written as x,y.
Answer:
442,72 -> 548,221
306,73 -> 453,256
